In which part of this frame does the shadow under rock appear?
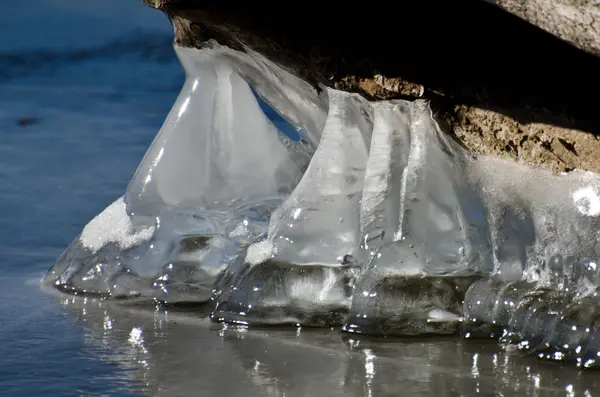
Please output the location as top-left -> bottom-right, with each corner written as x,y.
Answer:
159,0 -> 600,137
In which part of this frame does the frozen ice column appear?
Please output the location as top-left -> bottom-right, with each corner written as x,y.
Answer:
378,101 -> 491,277
125,50 -> 304,222
359,101 -> 412,259
252,89 -> 372,265
44,49 -> 309,301
344,100 -> 492,336
118,50 -> 310,296
212,90 -> 373,326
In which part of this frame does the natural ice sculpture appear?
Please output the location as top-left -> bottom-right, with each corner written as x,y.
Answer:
359,102 -> 411,255
462,160 -> 600,366
211,90 -> 372,325
44,42 -> 600,367
44,43 -> 321,303
247,89 -> 373,266
126,60 -> 307,220
344,101 -> 492,335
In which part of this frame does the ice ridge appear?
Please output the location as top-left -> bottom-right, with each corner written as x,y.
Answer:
43,42 -> 600,367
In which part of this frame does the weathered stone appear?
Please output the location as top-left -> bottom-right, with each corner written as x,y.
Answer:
141,0 -> 600,174
486,0 -> 600,58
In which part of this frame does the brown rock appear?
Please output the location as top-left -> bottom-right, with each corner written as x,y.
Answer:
141,0 -> 600,174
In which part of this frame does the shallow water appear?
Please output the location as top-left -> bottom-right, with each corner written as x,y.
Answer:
1,1 -> 600,396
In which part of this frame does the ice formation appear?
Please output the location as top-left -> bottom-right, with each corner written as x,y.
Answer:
44,41 -> 600,367
80,197 -> 155,253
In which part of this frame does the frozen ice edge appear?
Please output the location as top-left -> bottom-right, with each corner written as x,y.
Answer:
44,41 -> 600,366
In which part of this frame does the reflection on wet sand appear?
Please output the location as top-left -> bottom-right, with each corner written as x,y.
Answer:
56,293 -> 600,397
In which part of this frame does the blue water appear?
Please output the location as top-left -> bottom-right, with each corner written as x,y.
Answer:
2,2 -> 600,396
0,2 -> 180,395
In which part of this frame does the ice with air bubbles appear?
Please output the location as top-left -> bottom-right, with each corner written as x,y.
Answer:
44,41 -> 600,366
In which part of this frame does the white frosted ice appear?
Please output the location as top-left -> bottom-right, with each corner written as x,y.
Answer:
287,267 -> 346,304
80,196 -> 155,253
469,156 -> 600,285
572,186 -> 600,216
245,240 -> 275,265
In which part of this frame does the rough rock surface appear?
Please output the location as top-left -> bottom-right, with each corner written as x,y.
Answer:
142,0 -> 600,174
487,0 -> 600,58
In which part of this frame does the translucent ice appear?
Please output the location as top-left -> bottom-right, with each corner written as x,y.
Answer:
125,58 -> 308,221
245,89 -> 372,266
44,44 -> 320,302
461,158 -> 600,363
343,101 -> 491,335
212,90 -> 372,325
44,42 -> 600,366
463,278 -> 600,368
359,102 -> 411,256
363,101 -> 491,277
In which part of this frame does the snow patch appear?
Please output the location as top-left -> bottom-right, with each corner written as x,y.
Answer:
80,196 -> 155,253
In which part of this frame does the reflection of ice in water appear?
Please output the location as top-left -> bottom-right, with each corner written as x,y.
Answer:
61,294 -> 599,397
44,43 -> 600,365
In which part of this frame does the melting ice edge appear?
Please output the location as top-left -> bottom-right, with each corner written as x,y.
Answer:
44,42 -> 600,368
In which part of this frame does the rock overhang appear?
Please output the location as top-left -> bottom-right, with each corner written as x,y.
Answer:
141,0 -> 600,174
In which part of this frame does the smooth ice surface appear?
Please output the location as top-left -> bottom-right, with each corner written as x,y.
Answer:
44,43 -> 318,301
359,102 -> 411,255
125,53 -> 310,220
362,102 -> 491,278
44,42 -> 600,363
245,90 -> 372,266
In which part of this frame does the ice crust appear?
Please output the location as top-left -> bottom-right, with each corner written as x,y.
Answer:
80,197 -> 155,253
44,43 -> 600,365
